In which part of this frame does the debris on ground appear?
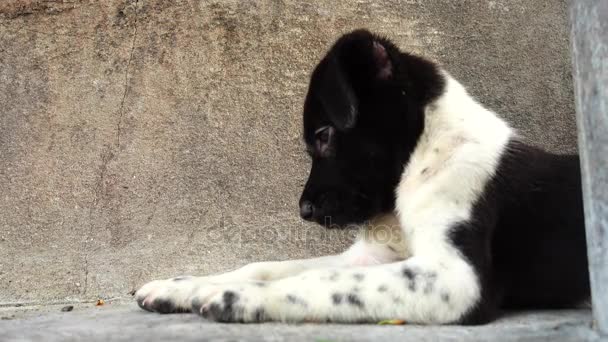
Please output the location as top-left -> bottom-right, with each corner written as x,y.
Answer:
378,319 -> 406,325
61,305 -> 74,312
95,299 -> 105,307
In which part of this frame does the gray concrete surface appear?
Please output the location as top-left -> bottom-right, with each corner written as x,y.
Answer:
0,304 -> 596,342
571,0 -> 608,336
0,0 -> 578,306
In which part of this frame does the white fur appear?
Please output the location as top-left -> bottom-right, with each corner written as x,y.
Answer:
135,215 -> 406,313
391,72 -> 513,322
135,72 -> 514,324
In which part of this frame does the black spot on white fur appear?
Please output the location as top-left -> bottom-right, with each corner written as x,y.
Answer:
408,280 -> 417,292
402,268 -> 415,281
191,298 -> 203,314
423,272 -> 437,295
254,308 -> 265,322
332,293 -> 343,305
441,292 -> 450,303
199,291 -> 241,322
145,297 -> 189,314
171,276 -> 192,282
346,294 -> 364,308
402,268 -> 418,292
223,291 -> 238,306
286,294 -> 308,307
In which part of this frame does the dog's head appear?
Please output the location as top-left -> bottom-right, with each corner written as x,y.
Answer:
299,29 -> 444,227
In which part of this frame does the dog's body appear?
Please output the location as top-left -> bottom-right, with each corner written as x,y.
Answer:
135,30 -> 589,324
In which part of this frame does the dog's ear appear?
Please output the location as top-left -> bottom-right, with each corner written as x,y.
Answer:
372,40 -> 393,80
338,29 -> 394,81
318,57 -> 358,131
314,30 -> 395,131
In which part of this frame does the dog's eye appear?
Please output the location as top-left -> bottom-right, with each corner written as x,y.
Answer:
316,126 -> 331,144
314,126 -> 334,156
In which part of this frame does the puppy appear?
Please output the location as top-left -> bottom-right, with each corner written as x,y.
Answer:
135,29 -> 589,324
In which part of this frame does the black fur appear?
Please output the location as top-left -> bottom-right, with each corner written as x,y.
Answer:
299,29 -> 443,227
332,293 -> 343,305
171,276 -> 192,282
408,280 -> 417,292
199,291 -> 241,322
286,294 -> 308,307
449,141 -> 589,324
423,274 -> 436,295
346,294 -> 364,308
137,295 -> 189,314
402,268 -> 416,281
254,308 -> 265,322
300,29 -> 589,324
191,298 -> 203,314
151,297 -> 190,314
441,293 -> 450,303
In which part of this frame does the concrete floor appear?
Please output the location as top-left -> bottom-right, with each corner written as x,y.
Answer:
0,303 -> 596,342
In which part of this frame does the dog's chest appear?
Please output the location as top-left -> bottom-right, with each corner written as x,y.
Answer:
393,77 -> 513,254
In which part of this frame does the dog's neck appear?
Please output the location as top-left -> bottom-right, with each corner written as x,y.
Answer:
395,71 -> 513,254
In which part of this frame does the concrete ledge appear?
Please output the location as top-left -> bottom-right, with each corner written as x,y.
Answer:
0,304 -> 595,342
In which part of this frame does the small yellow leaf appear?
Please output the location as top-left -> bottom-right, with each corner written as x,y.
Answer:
95,299 -> 105,306
378,319 -> 406,325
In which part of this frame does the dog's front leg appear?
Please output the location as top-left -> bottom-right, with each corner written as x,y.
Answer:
134,255 -> 343,313
195,256 -> 480,324
135,220 -> 409,314
135,235 -> 406,314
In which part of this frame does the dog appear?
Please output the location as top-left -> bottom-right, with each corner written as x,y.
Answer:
135,29 -> 590,324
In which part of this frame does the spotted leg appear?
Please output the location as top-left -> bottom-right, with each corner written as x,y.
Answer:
135,254 -> 345,313
195,254 -> 480,324
135,216 -> 409,313
135,217 -> 408,314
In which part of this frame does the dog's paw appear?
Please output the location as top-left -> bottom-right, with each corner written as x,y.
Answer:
195,284 -> 269,323
135,276 -> 202,313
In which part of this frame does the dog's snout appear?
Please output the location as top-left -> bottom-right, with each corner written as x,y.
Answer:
300,201 -> 314,220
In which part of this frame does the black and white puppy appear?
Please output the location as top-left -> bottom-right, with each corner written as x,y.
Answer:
135,30 -> 589,324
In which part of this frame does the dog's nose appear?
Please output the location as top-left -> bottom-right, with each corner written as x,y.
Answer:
300,201 -> 314,220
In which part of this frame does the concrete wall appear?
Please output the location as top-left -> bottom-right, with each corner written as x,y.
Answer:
0,0 -> 576,304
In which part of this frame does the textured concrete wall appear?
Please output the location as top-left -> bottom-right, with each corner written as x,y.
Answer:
0,0 -> 576,304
